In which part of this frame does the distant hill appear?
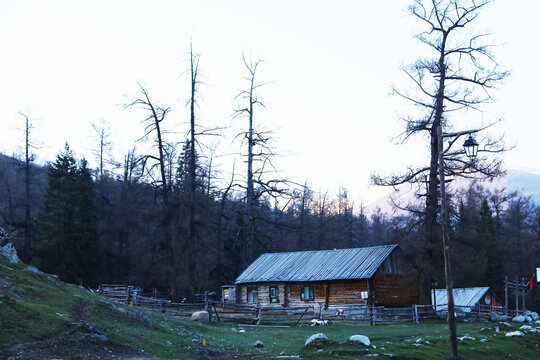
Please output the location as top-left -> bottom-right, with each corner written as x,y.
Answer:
365,169 -> 540,215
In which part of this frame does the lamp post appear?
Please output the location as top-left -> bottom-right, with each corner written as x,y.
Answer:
437,126 -> 478,359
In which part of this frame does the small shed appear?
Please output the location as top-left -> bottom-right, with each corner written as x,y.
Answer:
235,244 -> 420,309
432,287 -> 503,318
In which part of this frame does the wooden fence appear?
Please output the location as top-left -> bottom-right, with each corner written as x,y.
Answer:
98,284 -> 512,326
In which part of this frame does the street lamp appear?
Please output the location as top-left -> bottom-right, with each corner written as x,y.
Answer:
438,127 -> 478,360
462,135 -> 479,159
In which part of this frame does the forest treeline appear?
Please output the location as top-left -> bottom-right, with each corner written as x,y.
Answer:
0,150 -> 539,307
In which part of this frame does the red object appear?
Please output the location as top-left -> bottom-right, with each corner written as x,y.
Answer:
529,275 -> 535,290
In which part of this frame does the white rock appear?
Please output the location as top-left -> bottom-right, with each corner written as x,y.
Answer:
305,333 -> 328,346
349,335 -> 370,346
231,328 -> 237,332
191,311 -> 209,322
239,329 -> 245,333
0,243 -> 19,264
458,336 -> 475,341
531,312 -> 539,321
499,321 -> 511,327
24,266 -> 42,274
254,340 -> 264,348
480,339 -> 488,342
512,315 -> 526,323
505,331 -> 524,337
520,325 -> 533,331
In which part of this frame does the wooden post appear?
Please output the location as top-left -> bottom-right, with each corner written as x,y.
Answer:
504,275 -> 508,317
515,276 -> 519,315
522,277 -> 526,311
256,303 -> 262,325
370,303 -> 375,326
414,304 -> 419,324
318,302 -> 323,320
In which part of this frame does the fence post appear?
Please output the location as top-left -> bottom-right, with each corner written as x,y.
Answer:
515,276 -> 519,315
504,275 -> 508,317
370,303 -> 375,326
521,276 -> 526,311
413,304 -> 419,324
318,302 -> 323,320
256,303 -> 262,325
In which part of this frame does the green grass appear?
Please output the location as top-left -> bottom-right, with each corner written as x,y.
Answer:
1,255 -> 540,359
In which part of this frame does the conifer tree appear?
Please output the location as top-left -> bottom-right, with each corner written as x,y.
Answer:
38,145 -> 101,286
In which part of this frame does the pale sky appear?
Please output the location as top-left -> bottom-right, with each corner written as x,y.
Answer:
1,1 -> 539,206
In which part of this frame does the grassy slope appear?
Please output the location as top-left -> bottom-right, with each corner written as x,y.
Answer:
1,254 -> 540,359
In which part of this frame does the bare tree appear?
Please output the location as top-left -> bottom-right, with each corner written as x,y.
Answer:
371,0 -> 509,300
233,55 -> 289,261
91,119 -> 114,180
124,83 -> 177,295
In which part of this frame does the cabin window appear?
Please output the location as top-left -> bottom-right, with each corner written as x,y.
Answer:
300,286 -> 314,301
270,286 -> 279,303
223,288 -> 229,300
361,291 -> 369,300
247,287 -> 258,303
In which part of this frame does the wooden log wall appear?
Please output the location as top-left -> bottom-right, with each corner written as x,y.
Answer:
373,271 -> 420,307
237,279 -> 370,307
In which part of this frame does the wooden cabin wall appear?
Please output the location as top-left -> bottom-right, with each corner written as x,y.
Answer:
373,270 -> 420,307
236,280 -> 369,307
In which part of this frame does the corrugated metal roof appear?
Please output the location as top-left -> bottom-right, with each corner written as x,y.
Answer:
235,244 -> 398,284
432,287 -> 490,313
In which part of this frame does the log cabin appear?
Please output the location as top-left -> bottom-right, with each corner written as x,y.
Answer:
234,244 -> 420,309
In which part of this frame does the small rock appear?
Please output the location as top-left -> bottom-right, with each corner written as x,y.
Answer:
531,312 -> 539,321
458,335 -> 475,341
520,325 -> 533,331
505,331 -> 524,337
512,315 -> 526,323
499,321 -> 511,327
305,333 -> 328,346
254,340 -> 264,348
231,328 -> 237,332
349,335 -> 370,346
239,329 -> 245,333
480,339 -> 488,343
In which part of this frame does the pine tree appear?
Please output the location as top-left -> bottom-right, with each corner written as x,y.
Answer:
38,145 -> 101,286
477,198 -> 502,294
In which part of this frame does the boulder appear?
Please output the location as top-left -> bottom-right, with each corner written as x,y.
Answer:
491,312 -> 508,321
191,311 -> 209,322
254,340 -> 264,348
0,243 -> 20,264
24,266 -> 42,274
305,333 -> 328,346
531,312 -> 539,321
349,335 -> 370,347
505,331 -> 524,337
512,315 -> 526,323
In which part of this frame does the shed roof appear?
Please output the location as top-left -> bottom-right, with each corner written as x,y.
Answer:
235,244 -> 398,284
432,287 -> 490,313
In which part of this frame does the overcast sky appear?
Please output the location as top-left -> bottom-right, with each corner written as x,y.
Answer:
1,1 -> 539,206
